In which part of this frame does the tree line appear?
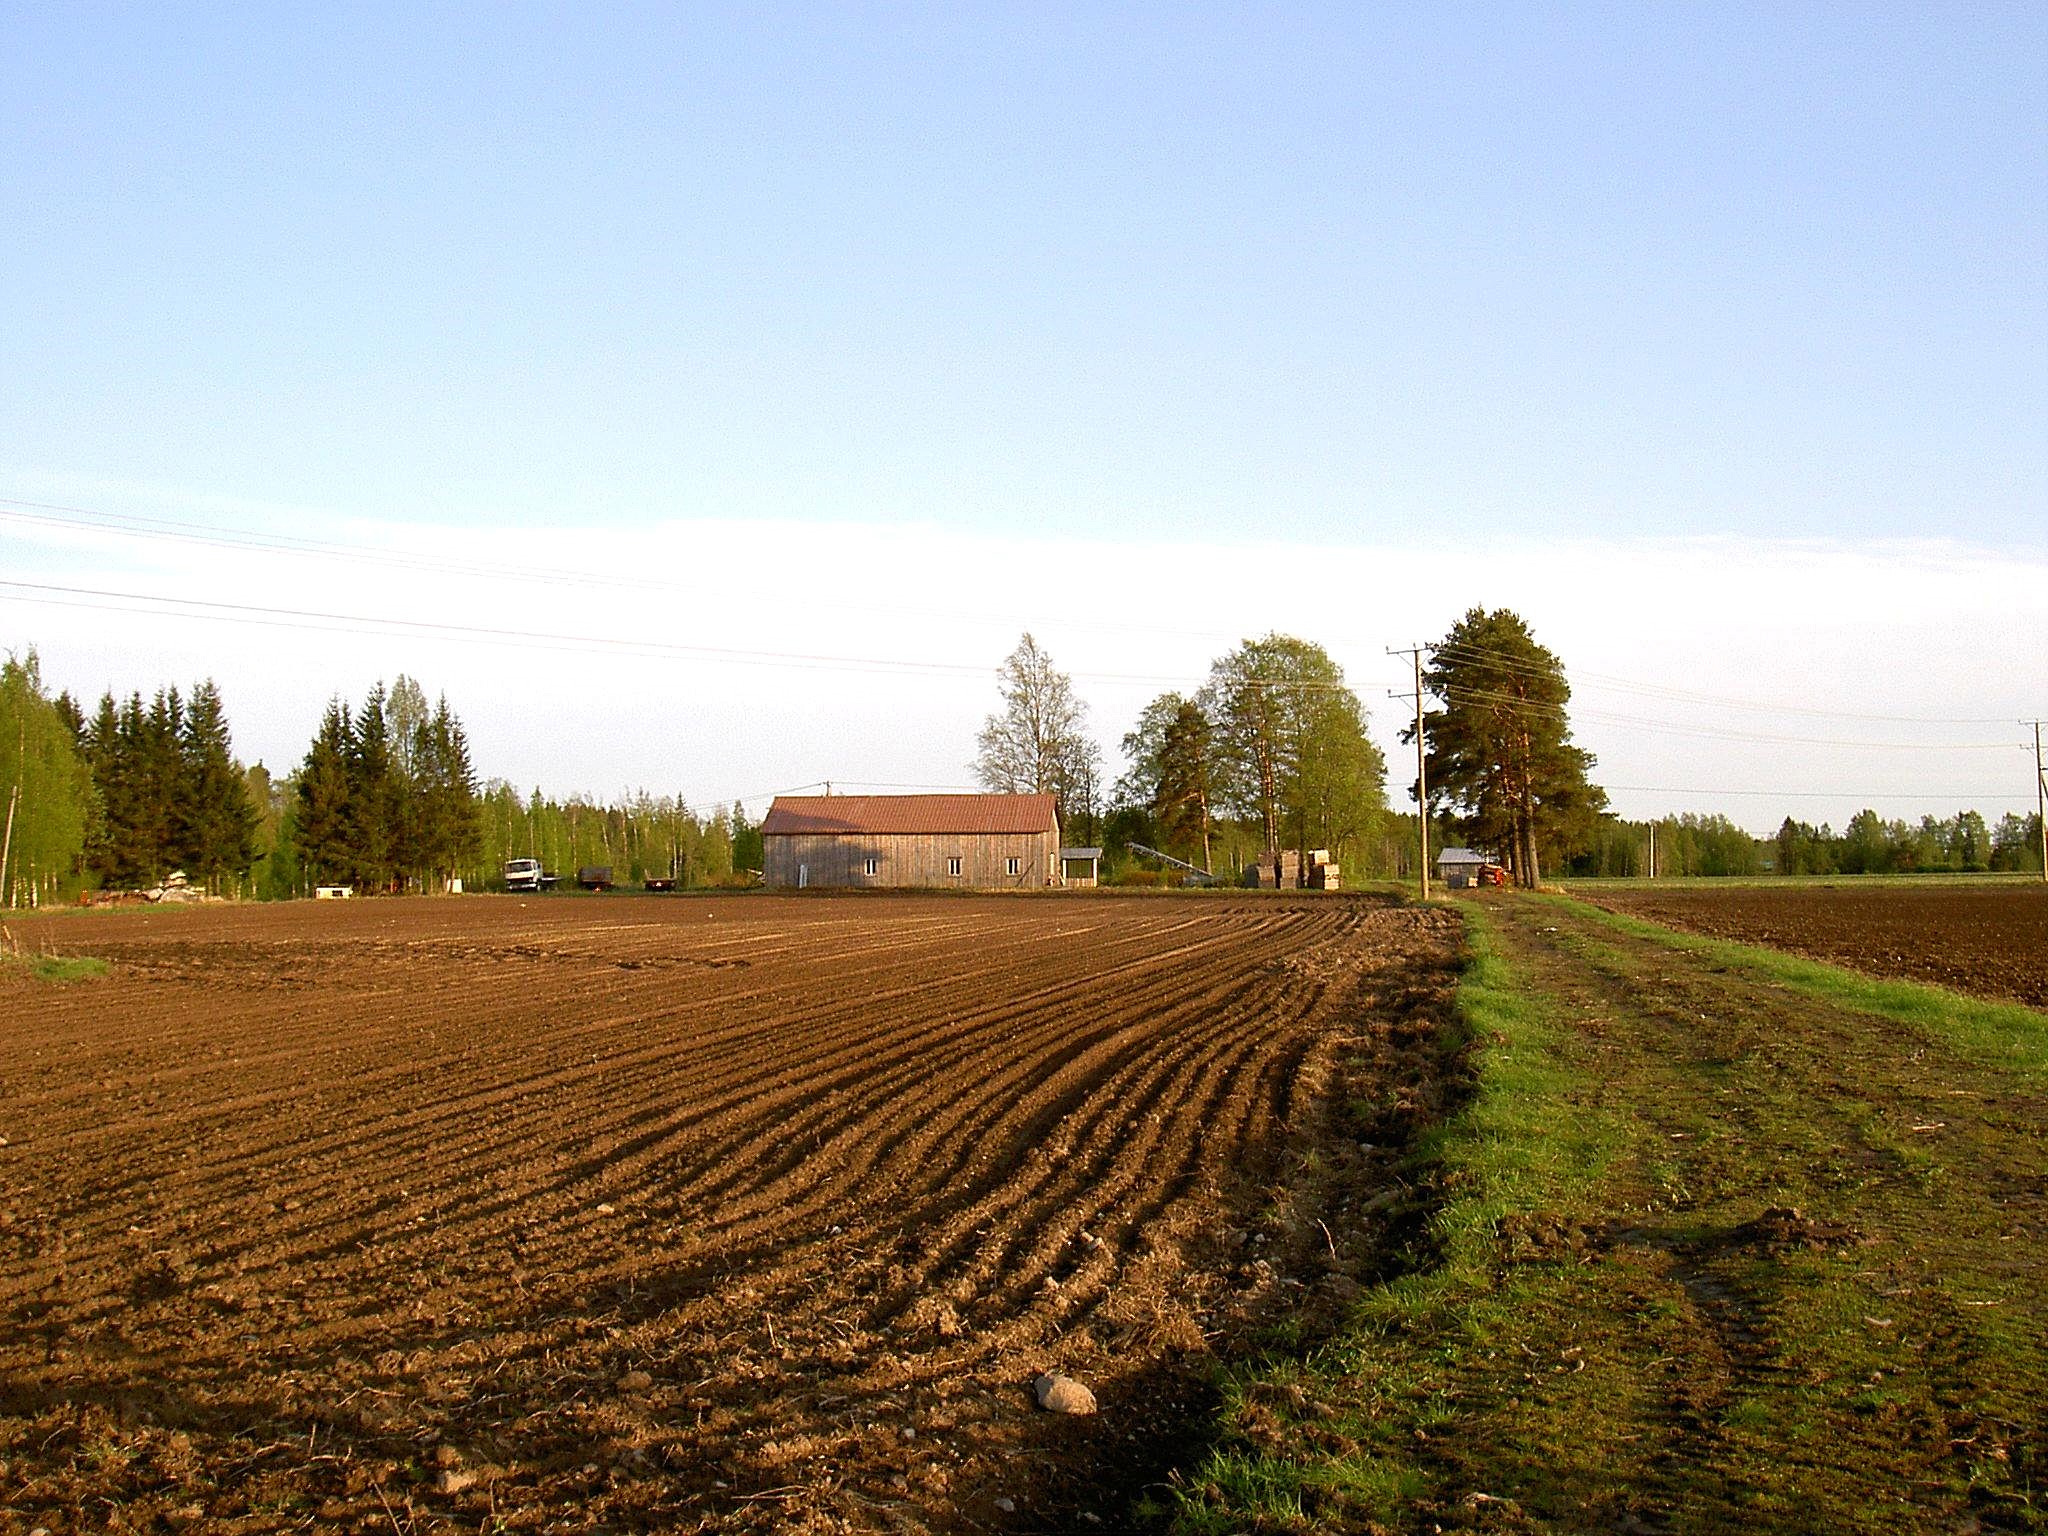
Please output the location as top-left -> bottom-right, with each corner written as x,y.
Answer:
473,783 -> 758,890
4,631 -> 2041,906
286,678 -> 482,894
975,630 -> 1393,880
0,650 -> 770,904
982,611 -> 1603,889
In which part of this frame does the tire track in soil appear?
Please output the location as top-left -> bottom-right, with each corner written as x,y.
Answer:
1,894 -> 1460,1534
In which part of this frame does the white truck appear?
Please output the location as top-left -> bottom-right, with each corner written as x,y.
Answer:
503,858 -> 557,892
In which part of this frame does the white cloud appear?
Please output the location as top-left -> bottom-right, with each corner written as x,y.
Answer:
4,492 -> 2043,833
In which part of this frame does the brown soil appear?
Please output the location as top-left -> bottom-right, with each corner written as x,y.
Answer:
0,891 -> 1462,1534
1581,882 -> 2048,1008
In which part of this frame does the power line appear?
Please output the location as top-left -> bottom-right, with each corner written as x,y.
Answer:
1438,684 -> 2022,752
8,490 -> 2019,730
0,577 -> 1216,690
1427,635 -> 2014,727
0,495 -> 1247,651
1602,784 -> 2029,801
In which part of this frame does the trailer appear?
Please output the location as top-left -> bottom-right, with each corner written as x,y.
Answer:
576,866 -> 615,891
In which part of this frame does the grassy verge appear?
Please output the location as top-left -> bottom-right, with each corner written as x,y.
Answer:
0,923 -> 109,982
1167,894 -> 2046,1533
1559,893 -> 2047,1069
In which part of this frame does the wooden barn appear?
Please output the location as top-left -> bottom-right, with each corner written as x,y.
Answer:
760,793 -> 1063,889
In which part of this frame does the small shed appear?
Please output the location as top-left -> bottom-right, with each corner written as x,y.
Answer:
1061,847 -> 1102,887
761,793 -> 1062,889
1435,847 -> 1494,889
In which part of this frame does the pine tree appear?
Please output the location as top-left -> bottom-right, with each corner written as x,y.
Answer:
1154,698 -> 1216,872
126,688 -> 186,884
180,680 -> 258,893
1414,609 -> 1606,888
412,695 -> 480,890
348,685 -> 398,891
294,699 -> 355,888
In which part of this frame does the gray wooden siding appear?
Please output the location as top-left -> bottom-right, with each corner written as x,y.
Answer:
763,831 -> 1061,889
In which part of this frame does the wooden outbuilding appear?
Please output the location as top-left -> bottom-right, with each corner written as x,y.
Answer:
1435,846 -> 1502,889
761,793 -> 1062,889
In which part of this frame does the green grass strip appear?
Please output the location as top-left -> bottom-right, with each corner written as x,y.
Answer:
1165,902 -> 1623,1532
1546,891 -> 2048,1069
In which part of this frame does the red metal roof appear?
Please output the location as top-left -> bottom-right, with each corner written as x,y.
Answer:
761,793 -> 1058,836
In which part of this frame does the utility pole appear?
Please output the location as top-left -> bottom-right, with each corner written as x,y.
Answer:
2035,722 -> 2046,883
1388,645 -> 1430,901
0,782 -> 17,911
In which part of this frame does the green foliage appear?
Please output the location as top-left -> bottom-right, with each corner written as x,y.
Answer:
1206,634 -> 1387,867
289,681 -> 481,894
180,681 -> 258,892
474,782 -> 741,890
3,950 -> 110,982
75,676 -> 261,894
293,699 -> 355,887
0,650 -> 100,908
1990,811 -> 2045,873
1759,809 -> 2038,877
730,801 -> 763,875
1415,609 -> 1606,886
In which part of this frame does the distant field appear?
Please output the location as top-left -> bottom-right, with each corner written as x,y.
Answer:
1574,881 -> 2048,1008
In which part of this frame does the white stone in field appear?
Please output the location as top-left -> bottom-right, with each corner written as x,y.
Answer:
1033,1372 -> 1096,1415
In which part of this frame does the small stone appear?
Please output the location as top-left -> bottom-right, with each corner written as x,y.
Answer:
433,1468 -> 476,1495
617,1368 -> 653,1392
595,1203 -> 615,1215
1033,1372 -> 1097,1415
995,1496 -> 1016,1513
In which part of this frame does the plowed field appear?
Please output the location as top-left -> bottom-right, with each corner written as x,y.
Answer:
0,892 -> 1461,1534
1582,882 -> 2048,1008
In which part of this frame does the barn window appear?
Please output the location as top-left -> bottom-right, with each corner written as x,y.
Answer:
947,856 -> 962,877
1006,856 -> 1021,876
864,857 -> 879,876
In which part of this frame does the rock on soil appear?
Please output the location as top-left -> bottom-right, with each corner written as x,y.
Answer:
1034,1372 -> 1097,1415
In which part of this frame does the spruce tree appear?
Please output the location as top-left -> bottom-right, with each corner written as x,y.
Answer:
176,681 -> 256,892
294,699 -> 355,888
348,685 -> 398,891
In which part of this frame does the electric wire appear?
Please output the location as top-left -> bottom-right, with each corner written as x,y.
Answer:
7,491 -> 2021,728
8,495 -> 2037,816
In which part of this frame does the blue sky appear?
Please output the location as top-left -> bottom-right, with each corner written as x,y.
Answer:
7,4 -> 2042,543
3,6 -> 2045,828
